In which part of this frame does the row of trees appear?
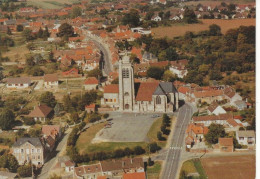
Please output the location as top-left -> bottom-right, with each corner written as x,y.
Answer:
157,114 -> 171,141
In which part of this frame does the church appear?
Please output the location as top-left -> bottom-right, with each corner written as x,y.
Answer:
101,55 -> 179,113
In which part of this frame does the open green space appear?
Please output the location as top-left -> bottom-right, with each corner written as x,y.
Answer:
146,161 -> 162,179
179,159 -> 207,179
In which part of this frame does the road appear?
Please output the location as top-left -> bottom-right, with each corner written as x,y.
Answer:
161,103 -> 193,179
83,32 -> 113,76
38,128 -> 72,179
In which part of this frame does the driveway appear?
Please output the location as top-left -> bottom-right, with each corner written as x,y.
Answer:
92,113 -> 160,143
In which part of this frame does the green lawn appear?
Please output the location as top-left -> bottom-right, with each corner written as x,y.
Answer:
179,159 -> 207,179
147,161 -> 162,179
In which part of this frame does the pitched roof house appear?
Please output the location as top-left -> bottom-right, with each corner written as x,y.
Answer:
6,77 -> 31,89
84,77 -> 99,90
218,138 -> 234,152
43,74 -> 59,88
29,105 -> 53,122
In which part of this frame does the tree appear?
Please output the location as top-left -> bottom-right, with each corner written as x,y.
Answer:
17,164 -> 32,177
204,123 -> 226,144
57,23 -> 74,38
22,28 -> 34,41
42,26 -> 50,40
62,95 -> 72,112
71,6 -> 82,18
87,68 -> 102,78
39,91 -> 56,108
147,66 -> 164,80
0,153 -> 19,172
148,142 -> 160,153
134,146 -> 145,155
122,9 -> 140,27
0,71 -> 4,81
157,131 -> 164,141
16,24 -> 24,32
37,27 -> 43,38
209,24 -> 222,36
71,112 -> 79,123
0,109 -> 15,130
183,8 -> 198,24
148,157 -> 154,166
7,27 -> 12,35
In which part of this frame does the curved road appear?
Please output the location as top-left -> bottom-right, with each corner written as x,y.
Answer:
161,103 -> 194,179
83,32 -> 113,76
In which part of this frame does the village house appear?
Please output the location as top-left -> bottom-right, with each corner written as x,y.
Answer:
142,51 -> 158,63
56,156 -> 75,173
192,113 -> 233,127
43,74 -> 59,88
101,84 -> 119,108
224,87 -> 243,105
62,68 -> 80,77
28,105 -> 53,122
12,137 -> 45,166
74,163 -> 103,179
6,77 -> 31,89
169,59 -> 188,78
84,77 -> 99,90
42,125 -> 62,141
151,14 -> 162,21
177,86 -> 190,101
207,102 -> 226,115
185,123 -> 208,148
218,138 -> 234,152
236,130 -> 255,146
191,90 -> 225,104
85,104 -> 96,113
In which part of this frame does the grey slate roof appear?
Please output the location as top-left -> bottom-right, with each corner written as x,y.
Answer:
153,82 -> 178,95
13,137 -> 43,148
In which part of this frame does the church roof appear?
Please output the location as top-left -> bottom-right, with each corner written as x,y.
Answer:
153,82 -> 177,95
135,82 -> 159,101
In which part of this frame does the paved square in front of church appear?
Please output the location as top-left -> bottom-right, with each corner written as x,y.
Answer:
92,113 -> 161,143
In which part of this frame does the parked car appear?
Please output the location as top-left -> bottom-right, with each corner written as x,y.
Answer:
151,114 -> 160,118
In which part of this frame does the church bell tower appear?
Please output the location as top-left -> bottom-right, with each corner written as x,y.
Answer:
119,54 -> 135,111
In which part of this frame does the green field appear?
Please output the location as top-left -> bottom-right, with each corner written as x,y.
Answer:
179,159 -> 208,179
26,0 -> 80,9
147,161 -> 162,179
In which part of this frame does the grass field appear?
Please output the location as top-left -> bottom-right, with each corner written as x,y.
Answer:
147,116 -> 175,148
147,161 -> 162,179
152,19 -> 256,38
76,122 -> 146,154
201,155 -> 255,179
179,159 -> 207,179
26,0 -> 80,9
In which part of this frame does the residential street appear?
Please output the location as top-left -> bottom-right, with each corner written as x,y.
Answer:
38,128 -> 72,179
161,103 -> 194,179
83,32 -> 113,76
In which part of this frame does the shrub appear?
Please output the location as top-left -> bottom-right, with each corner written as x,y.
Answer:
134,146 -> 145,155
148,142 -> 161,153
103,113 -> 109,119
23,117 -> 35,126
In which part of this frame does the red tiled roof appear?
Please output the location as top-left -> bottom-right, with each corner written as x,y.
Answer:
123,172 -> 146,179
186,124 -> 208,135
85,104 -> 95,109
84,77 -> 98,85
135,82 -> 159,101
193,90 -> 223,98
104,84 -> 119,93
149,61 -> 169,68
44,74 -> 58,82
219,138 -> 233,146
178,86 -> 189,94
42,125 -> 60,137
193,113 -> 233,122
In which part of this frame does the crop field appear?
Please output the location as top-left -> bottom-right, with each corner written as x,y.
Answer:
26,0 -> 80,9
152,19 -> 256,38
201,155 -> 255,179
